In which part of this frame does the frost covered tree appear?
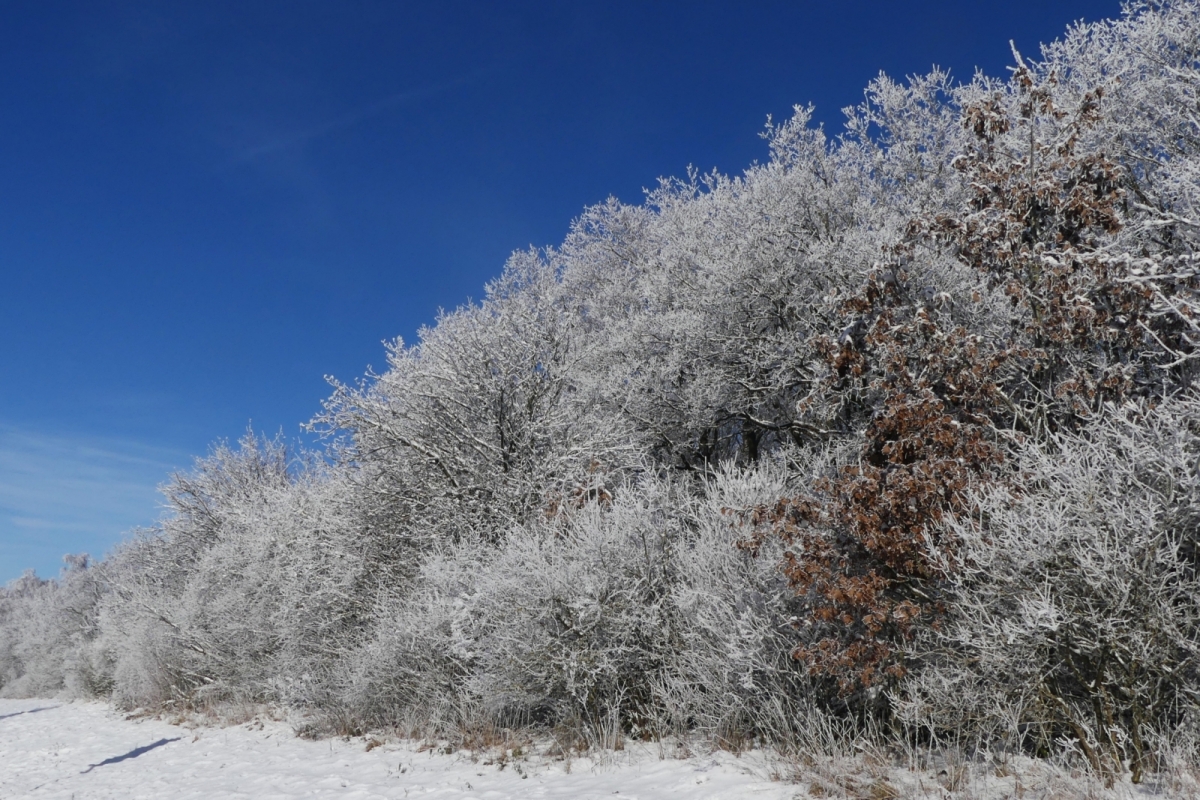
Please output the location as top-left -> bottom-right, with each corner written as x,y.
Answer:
318,250 -> 636,555
751,0 -> 1200,707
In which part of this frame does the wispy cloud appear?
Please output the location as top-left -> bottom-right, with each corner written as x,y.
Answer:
0,425 -> 190,582
237,71 -> 487,162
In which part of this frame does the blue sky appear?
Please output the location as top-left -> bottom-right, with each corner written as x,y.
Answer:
0,0 -> 1118,582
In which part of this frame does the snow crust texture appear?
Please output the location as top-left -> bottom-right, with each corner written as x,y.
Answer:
0,698 -> 795,799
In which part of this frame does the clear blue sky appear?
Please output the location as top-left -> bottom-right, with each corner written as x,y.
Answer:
0,0 -> 1118,582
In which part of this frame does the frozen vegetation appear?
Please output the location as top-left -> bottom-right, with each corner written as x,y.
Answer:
4,2 -> 1200,794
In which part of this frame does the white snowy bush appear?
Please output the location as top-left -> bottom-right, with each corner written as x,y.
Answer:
901,395 -> 1200,782
334,455 -> 832,748
0,557 -> 105,698
92,434 -> 371,711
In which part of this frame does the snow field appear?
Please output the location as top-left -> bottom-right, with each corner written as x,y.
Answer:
0,698 -> 797,799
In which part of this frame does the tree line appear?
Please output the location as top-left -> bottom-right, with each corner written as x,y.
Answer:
3,1 -> 1199,784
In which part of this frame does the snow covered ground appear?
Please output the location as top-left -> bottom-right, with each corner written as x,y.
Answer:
0,698 -> 798,799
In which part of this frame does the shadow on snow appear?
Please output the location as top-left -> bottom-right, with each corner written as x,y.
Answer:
81,737 -> 181,774
0,705 -> 58,721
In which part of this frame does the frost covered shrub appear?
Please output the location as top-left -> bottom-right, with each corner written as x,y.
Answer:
901,395 -> 1200,782
94,435 -> 371,711
463,471 -> 701,742
336,457 -> 819,747
332,550 -> 478,735
0,556 -> 105,698
654,457 -> 826,747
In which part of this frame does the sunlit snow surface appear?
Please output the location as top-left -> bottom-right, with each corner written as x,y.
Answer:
0,698 -> 795,799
